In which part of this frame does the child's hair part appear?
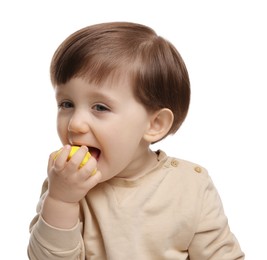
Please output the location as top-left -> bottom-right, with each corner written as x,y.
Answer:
50,22 -> 190,137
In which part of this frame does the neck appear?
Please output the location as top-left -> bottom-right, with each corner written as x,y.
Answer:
117,148 -> 158,180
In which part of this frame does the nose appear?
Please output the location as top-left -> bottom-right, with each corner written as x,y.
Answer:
68,110 -> 90,134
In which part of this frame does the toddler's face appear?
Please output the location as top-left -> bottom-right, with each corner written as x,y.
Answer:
55,76 -> 153,181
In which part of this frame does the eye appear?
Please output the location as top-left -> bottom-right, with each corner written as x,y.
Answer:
58,100 -> 74,109
92,104 -> 110,112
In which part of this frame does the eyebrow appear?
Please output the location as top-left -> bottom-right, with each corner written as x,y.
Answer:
88,91 -> 117,103
55,87 -> 117,104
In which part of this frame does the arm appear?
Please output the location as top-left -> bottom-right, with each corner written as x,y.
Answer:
188,175 -> 245,259
28,145 -> 101,259
28,213 -> 84,260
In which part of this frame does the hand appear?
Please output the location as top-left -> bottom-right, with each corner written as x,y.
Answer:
47,145 -> 101,204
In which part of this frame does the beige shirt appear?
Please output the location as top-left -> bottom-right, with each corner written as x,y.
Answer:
28,151 -> 245,259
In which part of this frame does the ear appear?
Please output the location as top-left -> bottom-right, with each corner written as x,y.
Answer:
144,108 -> 174,143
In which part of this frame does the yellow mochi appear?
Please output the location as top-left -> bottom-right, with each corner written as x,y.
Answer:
54,146 -> 91,167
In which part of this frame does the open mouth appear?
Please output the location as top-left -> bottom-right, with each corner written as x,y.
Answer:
87,147 -> 101,161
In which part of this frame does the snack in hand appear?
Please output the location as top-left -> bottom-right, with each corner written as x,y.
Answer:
54,146 -> 97,175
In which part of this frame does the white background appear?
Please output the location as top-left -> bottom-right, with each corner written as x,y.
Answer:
1,0 -> 266,259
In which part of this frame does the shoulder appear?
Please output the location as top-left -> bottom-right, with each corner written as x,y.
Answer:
173,157 -> 209,179
158,150 -> 208,176
155,151 -> 219,213
157,150 -> 212,186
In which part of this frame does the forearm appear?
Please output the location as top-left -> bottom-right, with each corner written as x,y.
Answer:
41,194 -> 80,229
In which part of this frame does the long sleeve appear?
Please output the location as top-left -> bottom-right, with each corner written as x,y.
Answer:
28,152 -> 244,259
188,175 -> 245,259
28,216 -> 84,260
28,180 -> 85,260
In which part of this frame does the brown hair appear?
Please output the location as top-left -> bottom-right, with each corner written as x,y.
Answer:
50,22 -> 190,136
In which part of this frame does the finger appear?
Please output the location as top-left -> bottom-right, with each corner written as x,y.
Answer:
53,145 -> 71,169
78,156 -> 98,180
83,171 -> 102,191
48,151 -> 57,168
66,146 -> 89,170
90,168 -> 98,176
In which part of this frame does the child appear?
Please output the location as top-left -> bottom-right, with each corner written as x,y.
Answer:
28,22 -> 245,259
